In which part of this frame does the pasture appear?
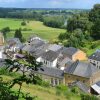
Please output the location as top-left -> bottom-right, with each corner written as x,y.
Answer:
0,18 -> 66,40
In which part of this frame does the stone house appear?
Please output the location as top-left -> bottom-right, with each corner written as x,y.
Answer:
64,60 -> 100,86
22,38 -> 46,54
62,47 -> 87,61
34,67 -> 64,86
88,51 -> 100,69
34,60 -> 100,88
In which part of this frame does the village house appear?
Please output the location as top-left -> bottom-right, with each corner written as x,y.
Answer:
31,43 -> 50,59
22,37 -> 46,53
34,67 -> 64,86
61,47 -> 87,61
5,38 -> 23,52
64,60 -> 100,86
57,55 -> 73,69
37,50 -> 59,68
28,35 -> 47,43
88,51 -> 100,69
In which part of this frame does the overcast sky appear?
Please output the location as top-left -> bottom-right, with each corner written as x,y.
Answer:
0,0 -> 100,9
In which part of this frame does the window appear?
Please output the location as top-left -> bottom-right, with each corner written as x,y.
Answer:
55,79 -> 58,85
59,80 -> 61,84
51,78 -> 53,85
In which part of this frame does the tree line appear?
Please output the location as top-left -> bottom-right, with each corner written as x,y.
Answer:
58,4 -> 100,48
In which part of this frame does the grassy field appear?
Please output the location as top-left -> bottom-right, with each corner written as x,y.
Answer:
0,18 -> 66,41
82,40 -> 100,56
1,75 -> 81,100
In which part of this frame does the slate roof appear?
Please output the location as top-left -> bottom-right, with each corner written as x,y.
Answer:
91,81 -> 100,94
31,49 -> 46,58
48,44 -> 63,52
58,56 -> 73,67
7,38 -> 21,45
22,44 -> 33,52
6,38 -> 23,49
62,47 -> 79,59
22,39 -> 46,53
29,39 -> 45,48
72,81 -> 89,93
89,51 -> 100,61
35,67 -> 64,79
64,60 -> 98,78
41,50 -> 59,62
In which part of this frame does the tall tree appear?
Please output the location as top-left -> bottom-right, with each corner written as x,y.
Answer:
89,4 -> 100,39
1,27 -> 10,39
67,14 -> 91,32
14,29 -> 23,42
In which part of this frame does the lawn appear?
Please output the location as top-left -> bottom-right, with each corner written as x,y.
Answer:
0,18 -> 66,41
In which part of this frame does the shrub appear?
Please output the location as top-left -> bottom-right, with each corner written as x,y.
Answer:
71,86 -> 80,94
91,43 -> 98,49
21,21 -> 26,26
41,81 -> 50,88
0,68 -> 20,78
81,93 -> 99,100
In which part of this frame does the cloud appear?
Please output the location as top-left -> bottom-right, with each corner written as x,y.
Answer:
49,0 -> 75,7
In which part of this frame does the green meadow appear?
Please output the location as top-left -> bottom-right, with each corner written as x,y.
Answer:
1,75 -> 81,100
0,18 -> 66,41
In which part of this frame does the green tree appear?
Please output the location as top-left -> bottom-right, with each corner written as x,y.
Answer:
91,19 -> 100,39
14,29 -> 23,42
0,77 -> 17,100
21,21 -> 26,26
5,53 -> 42,100
67,14 -> 91,32
1,27 -> 10,39
89,4 -> 100,22
89,4 -> 100,40
66,29 -> 85,48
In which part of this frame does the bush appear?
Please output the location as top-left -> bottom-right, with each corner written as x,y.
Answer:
56,85 -> 70,97
0,68 -> 20,78
81,93 -> 99,100
1,27 -> 10,33
41,81 -> 50,88
21,21 -> 26,26
71,86 -> 80,94
91,43 -> 98,49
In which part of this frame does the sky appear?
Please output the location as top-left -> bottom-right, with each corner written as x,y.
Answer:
0,0 -> 100,9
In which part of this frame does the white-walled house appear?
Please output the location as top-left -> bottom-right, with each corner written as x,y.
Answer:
37,50 -> 59,68
88,51 -> 100,69
6,38 -> 23,53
